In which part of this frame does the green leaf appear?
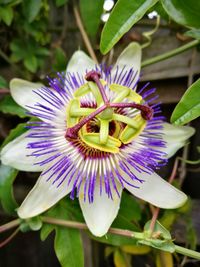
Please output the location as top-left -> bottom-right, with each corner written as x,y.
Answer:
80,0 -> 104,37
10,39 -> 28,62
55,224 -> 84,267
22,0 -> 42,23
0,95 -> 28,118
64,198 -> 84,222
10,38 -> 48,71
0,164 -> 18,214
114,249 -> 127,267
92,232 -> 138,246
150,2 -> 169,21
161,0 -> 200,28
119,192 -> 141,222
171,79 -> 200,125
0,0 -> 14,4
53,47 -> 67,72
100,0 -> 158,54
185,29 -> 200,40
0,5 -> 13,25
111,192 -> 141,231
156,251 -> 173,267
0,76 -> 8,88
55,0 -> 68,7
36,47 -> 50,56
0,0 -> 20,4
40,223 -> 54,241
24,55 -> 38,73
1,123 -> 27,148
185,216 -> 197,250
139,238 -> 175,253
138,220 -> 175,253
144,220 -> 172,240
41,201 -> 84,267
6,0 -> 22,7
159,210 -> 177,229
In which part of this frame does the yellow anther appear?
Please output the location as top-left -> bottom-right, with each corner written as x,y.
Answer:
110,84 -> 142,103
119,115 -> 146,144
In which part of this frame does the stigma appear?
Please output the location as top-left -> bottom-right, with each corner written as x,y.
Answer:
65,70 -> 153,153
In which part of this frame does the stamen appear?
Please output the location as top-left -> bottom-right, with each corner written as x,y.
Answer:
66,101 -> 153,140
110,102 -> 153,120
66,71 -> 153,141
65,104 -> 107,139
85,70 -> 109,104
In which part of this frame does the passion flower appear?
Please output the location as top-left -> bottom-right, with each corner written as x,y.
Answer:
1,43 -> 195,236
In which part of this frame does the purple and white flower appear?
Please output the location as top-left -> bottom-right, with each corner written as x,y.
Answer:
1,43 -> 195,236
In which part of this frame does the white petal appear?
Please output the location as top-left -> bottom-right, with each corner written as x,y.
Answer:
122,166 -> 187,209
66,50 -> 96,77
18,165 -> 74,218
111,42 -> 142,85
79,180 -> 122,237
10,78 -> 43,111
1,131 -> 44,172
161,123 -> 195,158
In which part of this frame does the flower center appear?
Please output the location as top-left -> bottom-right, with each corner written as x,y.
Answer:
65,70 -> 153,153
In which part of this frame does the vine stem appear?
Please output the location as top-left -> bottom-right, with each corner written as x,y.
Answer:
1,217 -> 200,259
174,245 -> 200,260
41,216 -> 138,238
41,217 -> 200,260
0,219 -> 20,233
42,217 -> 200,260
0,227 -> 20,248
141,40 -> 200,68
0,89 -> 10,94
149,156 -> 180,233
73,6 -> 98,64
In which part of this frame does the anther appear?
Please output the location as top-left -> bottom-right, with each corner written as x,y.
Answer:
65,104 -> 107,140
110,103 -> 153,120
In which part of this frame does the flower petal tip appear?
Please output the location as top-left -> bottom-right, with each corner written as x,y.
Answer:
17,207 -> 35,219
161,123 -> 196,158
0,132 -> 44,172
168,191 -> 188,209
155,187 -> 188,210
10,78 -> 43,111
66,50 -> 96,76
79,181 -> 122,237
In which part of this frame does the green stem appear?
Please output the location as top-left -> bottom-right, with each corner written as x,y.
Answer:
141,40 -> 200,68
175,245 -> 200,260
177,156 -> 200,165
